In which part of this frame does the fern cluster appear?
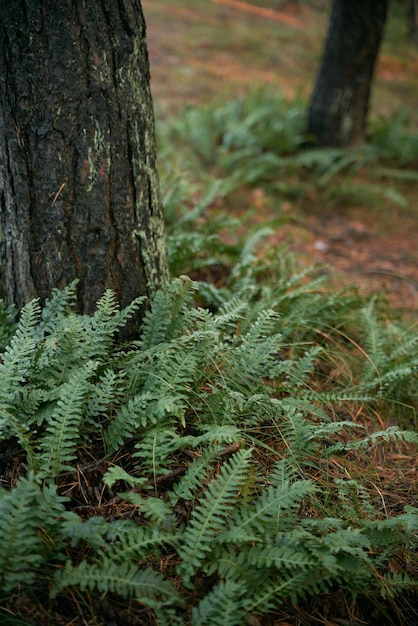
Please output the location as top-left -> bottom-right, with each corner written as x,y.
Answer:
158,86 -> 417,209
0,268 -> 416,624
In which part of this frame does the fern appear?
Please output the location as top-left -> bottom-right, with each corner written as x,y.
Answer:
0,477 -> 68,593
82,290 -> 145,357
242,570 -> 334,612
0,301 -> 41,463
161,87 -> 414,212
353,300 -> 418,407
0,271 -> 416,621
135,426 -> 183,490
53,559 -> 179,604
38,281 -> 78,335
0,300 -> 40,431
326,425 -> 418,455
105,330 -> 217,450
170,444 -> 226,504
220,471 -> 314,540
177,448 -> 252,583
0,299 -> 17,351
380,571 -> 418,599
38,360 -> 98,476
102,518 -> 176,560
139,276 -> 198,349
86,366 -> 128,425
191,580 -> 245,626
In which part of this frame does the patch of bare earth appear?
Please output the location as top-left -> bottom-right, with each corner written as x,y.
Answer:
269,203 -> 418,314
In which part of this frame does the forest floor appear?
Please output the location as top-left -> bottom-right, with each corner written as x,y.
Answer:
143,0 -> 418,318
1,4 -> 417,626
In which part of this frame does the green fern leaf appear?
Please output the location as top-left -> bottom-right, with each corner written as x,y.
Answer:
104,519 -> 176,560
85,290 -> 145,357
103,465 -> 147,490
38,361 -> 98,476
53,559 -> 179,605
191,580 -> 246,626
0,477 -> 68,592
221,477 -> 314,540
38,281 -> 78,335
0,300 -> 41,460
380,571 -> 418,599
170,445 -> 224,504
0,299 -> 40,387
140,276 -> 198,348
177,448 -> 252,582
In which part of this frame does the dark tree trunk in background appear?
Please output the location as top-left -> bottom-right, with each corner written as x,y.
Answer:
306,0 -> 388,147
408,0 -> 418,43
0,0 -> 168,336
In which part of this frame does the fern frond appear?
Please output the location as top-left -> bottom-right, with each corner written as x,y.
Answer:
104,392 -> 152,449
191,580 -> 245,626
379,571 -> 418,600
85,290 -> 145,357
242,570 -> 334,612
103,518 -> 176,560
0,300 -> 41,454
170,445 -> 224,504
122,496 -> 176,529
139,276 -> 198,348
230,310 -> 282,378
212,541 -> 320,581
0,299 -> 39,402
86,367 -> 128,424
61,513 -> 108,550
230,228 -> 274,281
221,477 -> 314,540
38,281 -> 78,335
135,426 -> 181,490
103,465 -> 147,490
177,448 -> 252,582
273,400 -> 319,455
52,559 -> 179,606
377,506 -> 418,533
38,361 -> 98,476
105,331 -> 217,449
0,477 -> 68,593
326,425 -> 418,455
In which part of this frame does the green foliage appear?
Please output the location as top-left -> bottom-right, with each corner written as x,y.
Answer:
356,299 -> 418,408
158,87 -> 418,209
369,108 -> 418,166
0,300 -> 16,351
161,174 -> 241,278
0,268 -> 416,622
0,476 -> 70,592
164,86 -> 305,167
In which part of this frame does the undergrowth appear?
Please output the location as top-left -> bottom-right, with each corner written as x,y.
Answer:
1,86 -> 417,626
158,86 -> 418,209
0,240 -> 417,624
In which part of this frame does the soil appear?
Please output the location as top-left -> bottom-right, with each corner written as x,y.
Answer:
143,0 -> 418,318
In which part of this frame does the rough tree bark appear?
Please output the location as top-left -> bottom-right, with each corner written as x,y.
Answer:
408,0 -> 418,43
0,0 -> 168,336
306,0 -> 388,147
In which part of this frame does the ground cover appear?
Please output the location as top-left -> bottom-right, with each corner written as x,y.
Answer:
145,0 -> 418,316
0,2 -> 417,625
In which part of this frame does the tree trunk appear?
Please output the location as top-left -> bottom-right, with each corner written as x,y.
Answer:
408,0 -> 418,43
0,0 -> 168,336
306,0 -> 388,147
